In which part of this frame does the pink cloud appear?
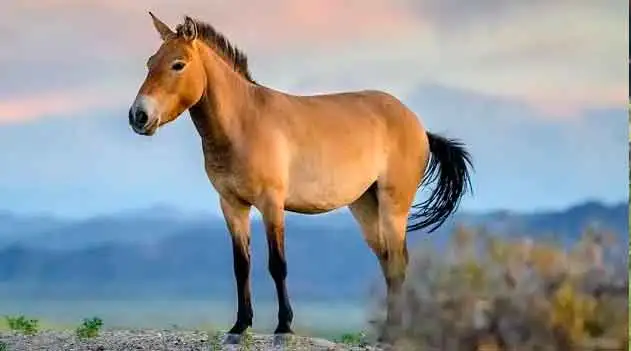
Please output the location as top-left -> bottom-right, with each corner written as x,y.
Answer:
6,0 -> 418,51
0,0 -> 625,124
524,85 -> 628,119
223,0 -> 419,48
0,88 -> 129,124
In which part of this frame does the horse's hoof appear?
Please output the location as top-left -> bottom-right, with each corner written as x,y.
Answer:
273,324 -> 294,335
377,332 -> 396,346
273,333 -> 295,346
222,333 -> 242,345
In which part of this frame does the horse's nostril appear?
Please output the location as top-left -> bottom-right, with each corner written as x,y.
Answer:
128,109 -> 134,125
135,110 -> 148,126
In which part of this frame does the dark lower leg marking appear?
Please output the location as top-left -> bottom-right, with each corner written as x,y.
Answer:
267,225 -> 294,334
228,236 -> 252,334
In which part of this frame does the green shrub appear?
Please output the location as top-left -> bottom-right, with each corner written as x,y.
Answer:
208,331 -> 223,351
75,317 -> 103,339
4,315 -> 38,335
336,331 -> 367,346
239,330 -> 253,351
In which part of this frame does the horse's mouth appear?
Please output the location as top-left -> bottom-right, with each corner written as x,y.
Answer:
137,128 -> 156,136
131,118 -> 159,136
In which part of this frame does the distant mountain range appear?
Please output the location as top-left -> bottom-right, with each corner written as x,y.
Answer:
0,201 -> 627,302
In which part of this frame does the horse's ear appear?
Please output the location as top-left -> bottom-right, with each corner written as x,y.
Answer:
149,11 -> 174,40
181,16 -> 198,41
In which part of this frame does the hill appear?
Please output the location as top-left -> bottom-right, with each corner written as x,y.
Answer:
0,201 -> 626,301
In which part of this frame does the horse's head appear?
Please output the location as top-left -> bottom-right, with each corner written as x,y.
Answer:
129,13 -> 206,136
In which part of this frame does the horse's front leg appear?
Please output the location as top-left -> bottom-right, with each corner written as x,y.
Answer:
258,197 -> 294,334
220,197 -> 253,336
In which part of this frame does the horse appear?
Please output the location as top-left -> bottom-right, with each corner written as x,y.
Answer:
128,13 -> 473,342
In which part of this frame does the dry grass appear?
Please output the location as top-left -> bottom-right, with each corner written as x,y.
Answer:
370,225 -> 629,351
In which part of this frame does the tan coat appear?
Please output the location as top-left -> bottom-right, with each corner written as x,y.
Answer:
128,13 -> 473,342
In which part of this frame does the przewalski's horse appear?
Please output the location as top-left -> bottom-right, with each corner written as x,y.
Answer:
128,13 -> 473,342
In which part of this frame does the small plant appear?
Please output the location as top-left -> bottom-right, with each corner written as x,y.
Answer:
337,331 -> 367,346
0,341 -> 7,351
75,317 -> 103,339
5,315 -> 38,335
285,333 -> 299,349
240,330 -> 253,351
208,331 -> 223,351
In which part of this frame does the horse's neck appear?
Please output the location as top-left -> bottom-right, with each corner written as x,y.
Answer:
189,56 -> 253,157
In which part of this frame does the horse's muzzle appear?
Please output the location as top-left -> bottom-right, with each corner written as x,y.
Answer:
129,108 -> 157,136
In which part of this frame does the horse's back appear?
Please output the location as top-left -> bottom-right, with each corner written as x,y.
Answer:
291,88 -> 428,168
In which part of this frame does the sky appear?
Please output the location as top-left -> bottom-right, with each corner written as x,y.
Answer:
0,0 -> 628,218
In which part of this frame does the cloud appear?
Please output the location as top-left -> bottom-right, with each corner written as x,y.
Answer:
0,85 -> 131,123
0,0 -> 626,123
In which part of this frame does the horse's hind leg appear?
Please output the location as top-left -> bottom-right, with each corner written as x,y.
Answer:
349,184 -> 383,256
349,184 -> 409,342
376,187 -> 410,342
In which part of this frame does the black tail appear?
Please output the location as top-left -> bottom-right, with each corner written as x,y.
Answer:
407,132 -> 473,233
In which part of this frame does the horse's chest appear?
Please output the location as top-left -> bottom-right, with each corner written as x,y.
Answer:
203,154 -> 257,203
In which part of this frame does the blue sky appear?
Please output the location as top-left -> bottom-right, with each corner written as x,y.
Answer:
0,0 -> 627,218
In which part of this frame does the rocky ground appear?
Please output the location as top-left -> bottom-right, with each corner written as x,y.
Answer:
0,330 -> 385,351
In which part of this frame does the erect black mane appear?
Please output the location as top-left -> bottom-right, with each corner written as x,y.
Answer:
176,17 -> 256,84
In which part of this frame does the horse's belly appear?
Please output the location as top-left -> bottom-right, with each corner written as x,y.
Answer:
283,203 -> 338,214
284,186 -> 367,214
284,164 -> 378,214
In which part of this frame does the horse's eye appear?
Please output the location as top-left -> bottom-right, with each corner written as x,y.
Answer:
171,62 -> 186,71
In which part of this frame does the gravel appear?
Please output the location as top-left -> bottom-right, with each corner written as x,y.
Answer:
0,330 -> 384,351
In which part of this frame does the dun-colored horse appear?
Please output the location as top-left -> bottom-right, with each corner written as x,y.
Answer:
129,13 -> 473,342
